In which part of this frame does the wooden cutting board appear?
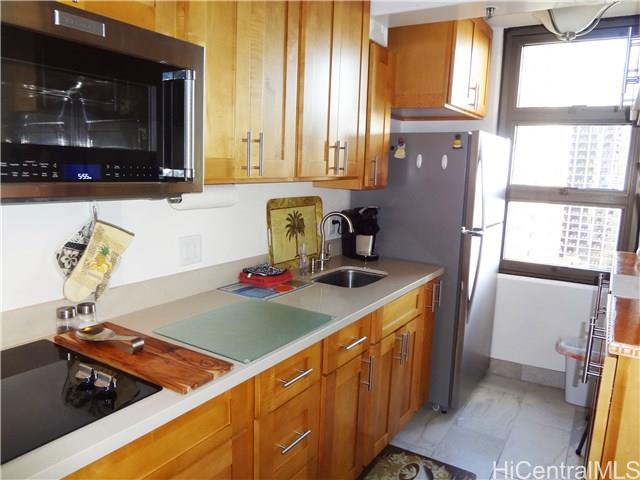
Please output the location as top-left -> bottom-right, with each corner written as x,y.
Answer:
54,322 -> 233,394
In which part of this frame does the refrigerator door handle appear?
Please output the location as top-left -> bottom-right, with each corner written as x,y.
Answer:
461,226 -> 485,237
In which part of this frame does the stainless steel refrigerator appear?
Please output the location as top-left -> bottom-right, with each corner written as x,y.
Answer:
352,131 -> 510,410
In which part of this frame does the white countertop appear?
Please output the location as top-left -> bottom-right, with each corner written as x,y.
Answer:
1,256 -> 443,479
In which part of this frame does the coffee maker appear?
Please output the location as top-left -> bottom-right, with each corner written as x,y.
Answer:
341,207 -> 380,261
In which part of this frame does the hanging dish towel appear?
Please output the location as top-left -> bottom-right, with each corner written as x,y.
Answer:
63,221 -> 134,302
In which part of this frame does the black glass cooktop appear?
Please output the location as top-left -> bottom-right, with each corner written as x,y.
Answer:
1,340 -> 161,464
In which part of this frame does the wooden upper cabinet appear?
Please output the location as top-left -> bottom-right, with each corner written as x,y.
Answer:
388,18 -> 492,120
449,19 -> 491,117
297,1 -> 369,180
316,39 -> 389,191
363,41 -> 391,188
182,1 -> 298,183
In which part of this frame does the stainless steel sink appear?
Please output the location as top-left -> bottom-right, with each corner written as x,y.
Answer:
312,267 -> 387,288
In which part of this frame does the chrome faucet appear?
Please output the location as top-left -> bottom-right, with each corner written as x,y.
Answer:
317,212 -> 354,271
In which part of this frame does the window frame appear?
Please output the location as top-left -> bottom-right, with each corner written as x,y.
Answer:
498,17 -> 640,285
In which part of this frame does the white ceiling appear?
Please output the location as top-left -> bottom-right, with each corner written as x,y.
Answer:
371,0 -> 640,28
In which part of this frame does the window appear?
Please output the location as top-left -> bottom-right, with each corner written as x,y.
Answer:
499,17 -> 639,284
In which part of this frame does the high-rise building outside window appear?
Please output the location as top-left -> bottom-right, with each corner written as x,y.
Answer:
498,16 -> 639,283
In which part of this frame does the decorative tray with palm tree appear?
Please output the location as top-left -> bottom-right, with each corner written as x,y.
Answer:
266,196 -> 323,270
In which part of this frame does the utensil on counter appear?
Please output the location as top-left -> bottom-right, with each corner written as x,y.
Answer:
76,324 -> 145,354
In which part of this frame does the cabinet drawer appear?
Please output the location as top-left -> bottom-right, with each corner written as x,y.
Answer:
255,382 -> 321,480
67,392 -> 231,479
256,343 -> 322,416
322,314 -> 371,374
144,433 -> 232,480
372,287 -> 424,343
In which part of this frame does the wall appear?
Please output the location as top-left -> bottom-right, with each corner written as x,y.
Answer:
491,274 -> 596,372
0,183 -> 350,311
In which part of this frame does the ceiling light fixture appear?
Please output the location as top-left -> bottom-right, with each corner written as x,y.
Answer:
535,1 -> 620,41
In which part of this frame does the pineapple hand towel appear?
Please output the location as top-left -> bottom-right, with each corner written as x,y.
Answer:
63,220 -> 134,302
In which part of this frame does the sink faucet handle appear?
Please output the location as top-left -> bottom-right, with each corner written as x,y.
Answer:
309,255 -> 317,275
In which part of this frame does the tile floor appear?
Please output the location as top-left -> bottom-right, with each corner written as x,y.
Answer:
390,374 -> 588,480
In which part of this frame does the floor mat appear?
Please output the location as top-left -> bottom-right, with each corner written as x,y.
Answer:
361,445 -> 477,480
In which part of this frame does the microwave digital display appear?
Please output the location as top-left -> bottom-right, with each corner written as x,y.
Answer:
63,164 -> 101,181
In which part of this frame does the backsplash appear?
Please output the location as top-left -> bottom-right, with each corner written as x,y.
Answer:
1,183 -> 349,311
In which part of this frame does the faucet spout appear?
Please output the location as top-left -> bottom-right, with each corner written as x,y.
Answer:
317,212 -> 354,271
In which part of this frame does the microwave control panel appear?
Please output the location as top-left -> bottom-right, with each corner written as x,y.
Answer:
0,160 -> 159,182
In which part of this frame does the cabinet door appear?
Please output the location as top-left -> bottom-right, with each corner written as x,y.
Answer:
255,382 -> 321,480
448,19 -> 491,117
200,2 -> 297,182
296,1 -> 333,178
468,19 -> 492,117
328,1 -> 366,178
388,319 -> 418,437
319,355 -> 365,480
413,280 -> 439,410
363,41 -> 390,189
358,333 -> 395,466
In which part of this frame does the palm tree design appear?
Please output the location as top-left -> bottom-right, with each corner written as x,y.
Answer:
285,210 -> 306,254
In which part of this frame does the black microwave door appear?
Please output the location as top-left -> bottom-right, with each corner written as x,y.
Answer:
1,24 -> 184,183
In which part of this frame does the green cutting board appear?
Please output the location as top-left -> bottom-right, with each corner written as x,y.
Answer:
154,299 -> 333,364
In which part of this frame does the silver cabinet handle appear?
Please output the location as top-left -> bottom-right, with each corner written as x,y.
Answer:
393,333 -> 405,362
362,356 -> 374,391
468,82 -> 479,109
241,131 -> 262,176
278,430 -> 311,455
279,368 -> 313,388
341,336 -> 367,351
257,131 -> 264,177
328,140 -> 340,173
403,331 -> 412,364
339,141 -> 348,175
370,156 -> 378,184
431,283 -> 438,313
241,131 -> 252,176
437,280 -> 443,308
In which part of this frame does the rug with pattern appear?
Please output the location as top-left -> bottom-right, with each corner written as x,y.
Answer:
360,445 -> 477,480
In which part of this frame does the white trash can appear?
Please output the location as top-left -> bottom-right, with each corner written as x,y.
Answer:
555,337 -> 595,407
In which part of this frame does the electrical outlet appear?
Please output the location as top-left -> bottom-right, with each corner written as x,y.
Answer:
179,234 -> 202,266
329,219 -> 340,237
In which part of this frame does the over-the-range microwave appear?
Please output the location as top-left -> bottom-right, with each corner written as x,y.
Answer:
0,1 -> 204,203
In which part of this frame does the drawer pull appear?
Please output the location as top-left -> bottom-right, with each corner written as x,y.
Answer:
362,356 -> 374,392
278,429 -> 311,455
341,336 -> 367,351
393,333 -> 405,362
279,368 -> 314,388
402,331 -> 412,363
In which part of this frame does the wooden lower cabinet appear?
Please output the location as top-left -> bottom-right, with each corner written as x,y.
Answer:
588,355 -> 640,479
319,355 -> 365,480
388,318 -> 418,437
358,331 -> 395,466
255,381 -> 321,480
66,382 -> 251,480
